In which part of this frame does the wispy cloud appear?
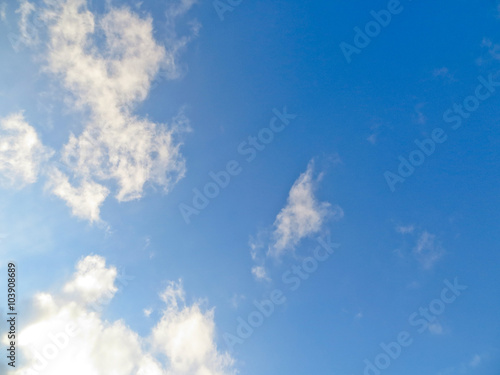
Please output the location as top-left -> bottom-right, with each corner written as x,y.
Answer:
251,265 -> 270,282
248,160 -> 343,280
0,2 -> 6,22
269,160 -> 343,257
395,227 -> 444,270
469,354 -> 482,367
437,353 -> 489,375
432,67 -> 456,82
15,0 -> 38,47
0,112 -> 53,188
478,38 -> 500,64
412,103 -> 427,125
396,224 -> 415,234
8,255 -> 235,375
428,322 -> 444,335
413,231 -> 445,270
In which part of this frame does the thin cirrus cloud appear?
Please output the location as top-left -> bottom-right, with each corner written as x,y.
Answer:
0,112 -> 53,188
1,0 -> 198,223
8,255 -> 235,375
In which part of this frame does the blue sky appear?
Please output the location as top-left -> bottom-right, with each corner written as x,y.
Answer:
0,0 -> 499,374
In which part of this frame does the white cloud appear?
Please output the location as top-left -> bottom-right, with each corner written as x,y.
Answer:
166,0 -> 198,20
24,0 -> 196,222
0,112 -> 53,188
15,0 -> 38,47
152,280 -> 234,375
269,160 -> 343,256
428,322 -> 444,335
0,2 -> 6,22
438,353 -> 488,375
366,133 -> 377,145
413,103 -> 427,125
396,224 -> 414,234
469,354 -> 482,367
8,255 -> 235,375
45,167 -> 109,223
251,266 -> 270,282
63,255 -> 118,303
413,231 -> 444,270
479,38 -> 500,64
229,294 -> 245,309
144,308 -> 153,318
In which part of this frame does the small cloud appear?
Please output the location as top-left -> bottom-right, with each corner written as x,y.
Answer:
355,312 -> 363,320
269,160 -> 343,257
413,231 -> 445,270
142,236 -> 151,251
230,294 -> 246,309
0,112 -> 54,188
407,281 -> 420,289
433,67 -> 449,77
366,133 -> 377,145
469,354 -> 482,368
143,308 -> 153,317
396,224 -> 415,234
478,38 -> 500,65
251,266 -> 270,282
366,119 -> 385,145
413,103 -> 427,125
428,322 -> 444,335
433,67 -> 456,82
249,232 -> 266,261
0,3 -> 6,22
438,353 -> 488,375
15,0 -> 39,48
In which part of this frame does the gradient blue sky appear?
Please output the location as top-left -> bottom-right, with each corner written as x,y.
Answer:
0,0 -> 499,374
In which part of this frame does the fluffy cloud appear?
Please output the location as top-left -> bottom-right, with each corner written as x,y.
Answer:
0,112 -> 53,188
152,280 -> 234,375
63,255 -> 118,303
9,255 -> 234,375
269,161 -> 343,256
5,0 -> 197,223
